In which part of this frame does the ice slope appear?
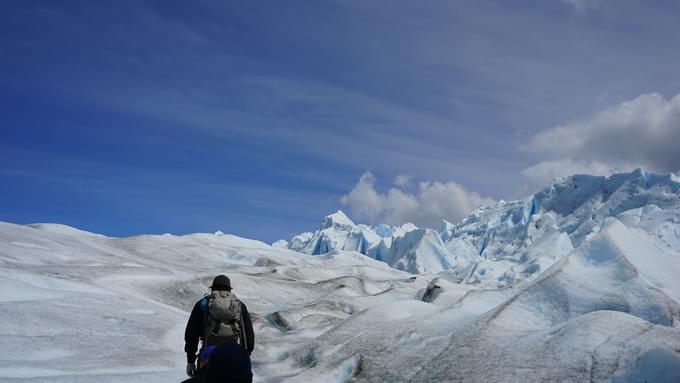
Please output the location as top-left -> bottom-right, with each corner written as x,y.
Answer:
409,219 -> 680,382
292,219 -> 680,382
288,211 -> 379,254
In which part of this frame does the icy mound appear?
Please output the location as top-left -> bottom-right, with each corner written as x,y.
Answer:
294,219 -> 680,382
411,311 -> 680,383
486,219 -> 679,331
385,228 -> 456,273
406,219 -> 680,382
445,169 -> 680,285
286,210 -> 453,272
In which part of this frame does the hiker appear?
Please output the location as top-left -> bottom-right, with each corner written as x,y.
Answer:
184,275 -> 255,379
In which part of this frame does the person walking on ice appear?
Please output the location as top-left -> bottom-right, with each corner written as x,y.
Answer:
184,274 -> 255,380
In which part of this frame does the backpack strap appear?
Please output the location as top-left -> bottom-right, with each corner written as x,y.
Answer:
238,302 -> 248,349
200,296 -> 210,349
230,297 -> 242,344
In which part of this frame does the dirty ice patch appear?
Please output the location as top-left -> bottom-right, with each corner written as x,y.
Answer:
329,354 -> 363,382
611,347 -> 680,383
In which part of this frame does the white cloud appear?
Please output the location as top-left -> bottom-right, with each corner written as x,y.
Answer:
521,92 -> 680,194
520,159 -> 626,195
393,174 -> 413,187
341,172 -> 495,226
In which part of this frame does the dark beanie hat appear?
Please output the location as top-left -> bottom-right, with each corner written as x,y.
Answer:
210,274 -> 231,290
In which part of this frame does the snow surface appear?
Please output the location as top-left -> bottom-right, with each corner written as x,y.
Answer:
2,169 -> 680,382
0,221 -> 435,382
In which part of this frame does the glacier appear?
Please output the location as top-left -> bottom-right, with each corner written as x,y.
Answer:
1,169 -> 680,382
286,210 -> 453,274
285,169 -> 680,287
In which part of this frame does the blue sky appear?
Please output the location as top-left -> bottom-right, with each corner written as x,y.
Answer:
2,0 -> 680,242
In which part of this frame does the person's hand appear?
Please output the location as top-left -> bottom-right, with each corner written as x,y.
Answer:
186,362 -> 196,377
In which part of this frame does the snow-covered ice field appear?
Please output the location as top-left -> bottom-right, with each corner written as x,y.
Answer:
0,222 -> 439,382
2,170 -> 680,382
2,218 -> 679,382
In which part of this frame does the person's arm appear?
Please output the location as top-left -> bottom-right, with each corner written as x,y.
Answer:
184,299 -> 205,364
240,302 -> 255,354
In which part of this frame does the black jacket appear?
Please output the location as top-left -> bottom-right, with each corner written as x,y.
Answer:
184,295 -> 255,364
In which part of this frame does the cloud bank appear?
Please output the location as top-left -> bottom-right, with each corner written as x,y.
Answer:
522,92 -> 680,193
341,172 -> 496,227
